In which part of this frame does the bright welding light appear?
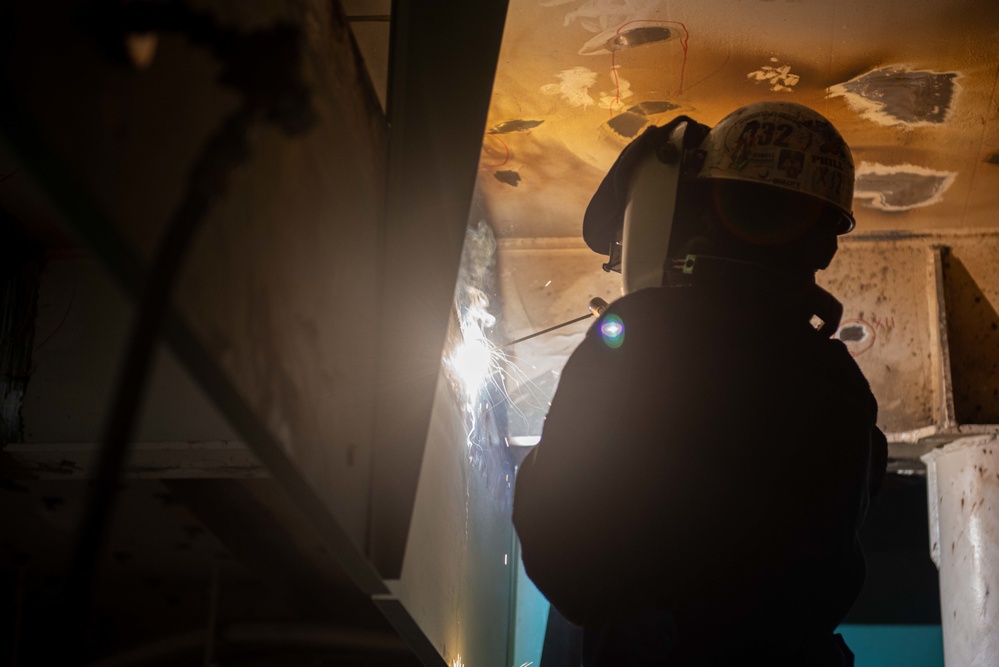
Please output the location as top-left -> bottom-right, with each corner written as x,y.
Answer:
450,324 -> 493,396
600,315 -> 625,349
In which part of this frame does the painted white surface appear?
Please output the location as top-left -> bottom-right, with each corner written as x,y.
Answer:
389,370 -> 515,667
541,67 -> 600,108
922,436 -> 999,667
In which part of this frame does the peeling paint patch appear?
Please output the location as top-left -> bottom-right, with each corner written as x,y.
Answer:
606,111 -> 649,138
558,0 -> 671,56
494,170 -> 522,187
838,324 -> 867,342
835,319 -> 876,357
828,65 -> 960,127
541,66 -> 598,108
603,100 -> 680,139
854,162 -> 957,212
605,25 -> 674,51
748,63 -> 800,92
488,120 -> 544,134
631,100 -> 679,115
547,0 -> 665,33
599,72 -> 633,109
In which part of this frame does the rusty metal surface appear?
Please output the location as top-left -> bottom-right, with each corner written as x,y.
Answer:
942,237 -> 999,424
481,0 -> 999,241
497,231 -> 999,455
0,0 -> 390,594
820,237 -> 937,433
5,441 -> 264,480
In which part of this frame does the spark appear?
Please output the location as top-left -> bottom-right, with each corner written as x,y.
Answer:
447,315 -> 544,438
545,280 -> 552,287
446,284 -> 570,442
450,321 -> 493,397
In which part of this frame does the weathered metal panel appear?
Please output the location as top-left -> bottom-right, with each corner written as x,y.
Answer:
0,0 -> 386,585
22,258 -> 238,444
498,231 -> 999,460
5,441 -> 263,479
943,236 -> 999,424
922,436 -> 999,666
819,238 -> 937,434
170,2 -> 386,548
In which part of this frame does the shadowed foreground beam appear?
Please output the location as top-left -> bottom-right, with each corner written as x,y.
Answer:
370,0 -> 510,578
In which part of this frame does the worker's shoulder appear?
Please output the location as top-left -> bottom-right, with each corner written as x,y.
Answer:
599,284 -> 700,320
591,286 -> 691,335
597,283 -> 765,336
581,286 -> 731,359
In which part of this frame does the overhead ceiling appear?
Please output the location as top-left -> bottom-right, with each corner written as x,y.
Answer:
480,0 -> 999,239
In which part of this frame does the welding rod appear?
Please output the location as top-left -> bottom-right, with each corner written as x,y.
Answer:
500,297 -> 608,349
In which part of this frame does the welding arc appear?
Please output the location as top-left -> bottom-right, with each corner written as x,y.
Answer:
499,297 -> 609,349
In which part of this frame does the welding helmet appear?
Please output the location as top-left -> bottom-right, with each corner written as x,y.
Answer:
583,115 -> 710,293
695,101 -> 855,235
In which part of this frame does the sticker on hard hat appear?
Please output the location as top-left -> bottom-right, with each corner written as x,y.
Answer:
722,114 -> 814,172
811,162 -> 847,201
702,106 -> 854,213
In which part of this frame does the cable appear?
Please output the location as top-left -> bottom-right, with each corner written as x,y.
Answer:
40,4 -> 318,661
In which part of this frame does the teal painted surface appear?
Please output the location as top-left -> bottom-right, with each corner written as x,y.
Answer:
513,544 -> 549,667
837,625 -> 943,666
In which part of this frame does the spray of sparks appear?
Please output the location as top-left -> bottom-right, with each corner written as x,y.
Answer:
448,221 -> 561,439
451,319 -> 494,399
447,302 -> 554,441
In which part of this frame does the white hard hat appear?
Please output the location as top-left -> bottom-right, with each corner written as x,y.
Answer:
695,101 -> 856,234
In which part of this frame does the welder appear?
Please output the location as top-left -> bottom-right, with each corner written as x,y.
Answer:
513,102 -> 888,666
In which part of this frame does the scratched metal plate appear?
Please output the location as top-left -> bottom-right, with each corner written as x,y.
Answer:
819,237 -> 936,434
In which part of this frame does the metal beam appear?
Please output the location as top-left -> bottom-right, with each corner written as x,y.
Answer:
928,245 -> 958,429
369,0 -> 510,578
3,441 -> 265,479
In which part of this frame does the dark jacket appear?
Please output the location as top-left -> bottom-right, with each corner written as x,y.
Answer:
513,262 -> 887,657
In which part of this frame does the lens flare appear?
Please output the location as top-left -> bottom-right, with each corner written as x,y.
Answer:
600,315 -> 625,348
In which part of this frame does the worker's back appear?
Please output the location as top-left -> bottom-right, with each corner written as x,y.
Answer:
513,263 -> 887,666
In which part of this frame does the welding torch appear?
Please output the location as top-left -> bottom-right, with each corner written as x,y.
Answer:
499,297 -> 609,349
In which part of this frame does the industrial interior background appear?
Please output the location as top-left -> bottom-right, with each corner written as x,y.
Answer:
0,0 -> 997,665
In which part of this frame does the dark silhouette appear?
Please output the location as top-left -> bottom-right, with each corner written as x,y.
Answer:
514,103 -> 887,667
